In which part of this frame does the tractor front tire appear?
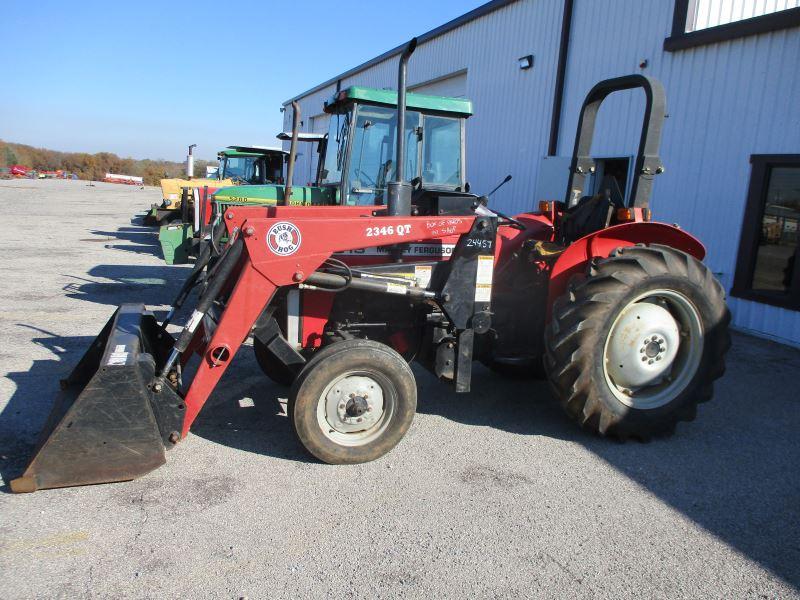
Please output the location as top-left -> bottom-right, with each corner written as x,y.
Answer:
545,244 -> 730,439
288,339 -> 417,464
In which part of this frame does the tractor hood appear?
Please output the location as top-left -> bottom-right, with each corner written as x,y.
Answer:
161,177 -> 233,206
213,184 -> 339,206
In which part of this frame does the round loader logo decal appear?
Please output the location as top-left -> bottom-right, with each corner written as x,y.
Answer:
267,221 -> 302,256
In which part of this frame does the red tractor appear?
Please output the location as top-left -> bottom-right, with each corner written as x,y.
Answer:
12,41 -> 729,492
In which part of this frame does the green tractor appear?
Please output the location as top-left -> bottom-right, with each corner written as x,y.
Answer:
167,87 -> 474,268
148,146 -> 287,226
217,145 -> 288,185
211,87 -> 473,213
157,146 -> 288,264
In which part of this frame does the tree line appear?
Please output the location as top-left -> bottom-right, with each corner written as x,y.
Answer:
1,140 -> 215,186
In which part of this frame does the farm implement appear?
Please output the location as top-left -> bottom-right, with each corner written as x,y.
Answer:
155,146 -> 291,263
147,145 -> 287,227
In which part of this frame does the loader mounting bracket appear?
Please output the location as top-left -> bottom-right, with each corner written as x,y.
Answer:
252,314 -> 306,372
430,215 -> 498,393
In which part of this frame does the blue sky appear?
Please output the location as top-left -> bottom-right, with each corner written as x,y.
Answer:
0,0 -> 486,161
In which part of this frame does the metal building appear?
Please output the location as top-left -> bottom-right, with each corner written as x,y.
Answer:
283,0 -> 800,346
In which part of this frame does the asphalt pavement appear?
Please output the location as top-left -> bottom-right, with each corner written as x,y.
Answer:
0,179 -> 798,599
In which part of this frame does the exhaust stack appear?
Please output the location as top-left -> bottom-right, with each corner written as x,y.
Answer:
187,144 -> 197,178
386,38 -> 417,217
283,101 -> 301,205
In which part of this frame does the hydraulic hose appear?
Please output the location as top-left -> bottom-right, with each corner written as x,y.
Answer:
175,237 -> 243,353
158,237 -> 244,378
162,223 -> 228,327
304,271 -> 434,299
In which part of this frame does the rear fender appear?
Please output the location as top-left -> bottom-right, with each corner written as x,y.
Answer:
547,222 -> 705,312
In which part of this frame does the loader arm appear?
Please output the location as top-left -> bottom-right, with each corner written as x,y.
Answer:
175,206 -> 478,433
11,204 -> 479,492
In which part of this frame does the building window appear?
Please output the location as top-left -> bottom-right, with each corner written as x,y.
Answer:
688,0 -> 800,31
665,0 -> 800,52
732,155 -> 800,311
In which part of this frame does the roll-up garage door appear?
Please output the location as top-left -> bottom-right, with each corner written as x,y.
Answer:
409,70 -> 467,98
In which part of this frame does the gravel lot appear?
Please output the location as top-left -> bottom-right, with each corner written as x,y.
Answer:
0,179 -> 798,599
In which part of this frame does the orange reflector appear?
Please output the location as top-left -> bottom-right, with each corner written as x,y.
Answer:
616,207 -> 651,222
539,201 -> 552,213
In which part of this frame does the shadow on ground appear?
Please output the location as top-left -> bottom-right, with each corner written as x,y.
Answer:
61,213 -> 187,308
62,264 -> 187,309
84,213 -> 163,257
191,334 -> 800,589
0,328 -> 94,488
89,227 -> 162,257
2,303 -> 798,589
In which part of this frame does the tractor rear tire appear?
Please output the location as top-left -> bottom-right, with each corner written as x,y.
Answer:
545,244 -> 730,440
288,339 -> 417,464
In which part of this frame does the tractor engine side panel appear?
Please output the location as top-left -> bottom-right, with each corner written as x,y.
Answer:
476,212 -> 555,362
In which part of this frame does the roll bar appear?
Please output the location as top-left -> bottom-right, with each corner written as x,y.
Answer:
565,74 -> 666,210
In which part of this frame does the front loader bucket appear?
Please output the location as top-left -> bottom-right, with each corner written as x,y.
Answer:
10,304 -> 184,493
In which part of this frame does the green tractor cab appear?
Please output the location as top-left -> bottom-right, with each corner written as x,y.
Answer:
149,146 -> 287,226
212,134 -> 332,210
219,146 -> 288,186
166,88 -> 475,266
211,86 -> 473,211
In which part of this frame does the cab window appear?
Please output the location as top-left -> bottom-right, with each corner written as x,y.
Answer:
224,156 -> 261,184
421,116 -> 462,188
348,105 -> 421,205
321,112 -> 350,186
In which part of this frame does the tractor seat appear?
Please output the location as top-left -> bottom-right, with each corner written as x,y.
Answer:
559,190 -> 615,245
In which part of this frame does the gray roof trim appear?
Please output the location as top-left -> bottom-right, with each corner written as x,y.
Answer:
282,0 -> 519,105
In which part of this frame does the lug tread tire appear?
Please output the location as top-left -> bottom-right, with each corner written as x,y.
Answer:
545,244 -> 731,440
288,339 -> 417,464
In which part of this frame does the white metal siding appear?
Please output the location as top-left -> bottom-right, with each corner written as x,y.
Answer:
286,0 -> 564,214
287,0 -> 800,346
558,0 -> 800,346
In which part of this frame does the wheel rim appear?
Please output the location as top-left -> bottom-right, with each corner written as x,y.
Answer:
315,370 -> 396,446
603,289 -> 704,409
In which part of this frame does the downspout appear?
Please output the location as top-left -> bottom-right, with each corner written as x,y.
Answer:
547,0 -> 574,156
